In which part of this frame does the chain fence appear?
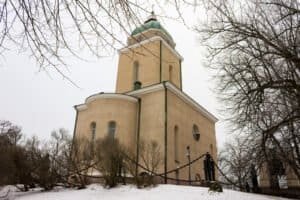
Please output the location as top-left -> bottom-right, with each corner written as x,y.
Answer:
78,151 -> 244,188
0,151 -> 244,200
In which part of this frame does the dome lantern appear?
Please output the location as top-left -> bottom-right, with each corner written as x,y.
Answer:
144,11 -> 157,23
129,11 -> 175,47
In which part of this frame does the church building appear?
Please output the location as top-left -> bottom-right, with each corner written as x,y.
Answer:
73,13 -> 218,183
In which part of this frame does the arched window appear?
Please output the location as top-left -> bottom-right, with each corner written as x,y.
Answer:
133,61 -> 139,82
174,126 -> 179,162
108,121 -> 116,139
169,65 -> 173,83
90,122 -> 96,141
192,124 -> 200,141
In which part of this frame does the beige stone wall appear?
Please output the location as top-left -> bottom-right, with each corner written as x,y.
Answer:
75,97 -> 138,148
259,162 -> 300,188
131,87 -> 217,182
286,167 -> 300,187
116,39 -> 181,93
161,44 -> 181,89
259,163 -> 271,187
137,90 -> 165,173
116,41 -> 160,93
166,90 -> 217,181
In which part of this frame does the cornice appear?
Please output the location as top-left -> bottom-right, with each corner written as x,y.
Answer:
164,82 -> 218,123
131,28 -> 176,47
127,82 -> 218,122
118,35 -> 184,61
86,93 -> 138,104
126,84 -> 164,96
74,93 -> 138,111
74,83 -> 218,123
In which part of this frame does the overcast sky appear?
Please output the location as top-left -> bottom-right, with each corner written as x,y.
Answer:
0,8 -> 231,148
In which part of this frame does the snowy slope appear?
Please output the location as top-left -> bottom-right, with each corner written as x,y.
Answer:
9,184 -> 292,200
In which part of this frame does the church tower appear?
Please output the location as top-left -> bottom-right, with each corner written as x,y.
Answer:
116,12 -> 183,93
73,12 -> 218,184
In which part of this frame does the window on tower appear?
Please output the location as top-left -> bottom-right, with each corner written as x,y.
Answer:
133,61 -> 139,82
192,124 -> 200,141
108,121 -> 117,139
90,122 -> 96,141
169,65 -> 173,83
174,125 -> 179,163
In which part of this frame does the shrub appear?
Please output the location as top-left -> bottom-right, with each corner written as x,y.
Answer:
95,137 -> 125,188
209,181 -> 223,193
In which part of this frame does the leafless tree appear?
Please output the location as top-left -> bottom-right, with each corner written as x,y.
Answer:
218,135 -> 263,190
68,136 -> 94,188
0,1 -> 178,82
194,0 -> 300,182
0,121 -> 94,189
0,1 -> 195,83
139,140 -> 162,177
137,140 -> 162,186
47,128 -> 73,186
0,120 -> 22,146
0,120 -> 22,185
94,136 -> 125,188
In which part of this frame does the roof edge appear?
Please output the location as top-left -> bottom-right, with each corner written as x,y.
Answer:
127,82 -> 218,122
74,93 -> 138,111
119,35 -> 183,61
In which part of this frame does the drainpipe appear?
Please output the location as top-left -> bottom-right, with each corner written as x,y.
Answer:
179,60 -> 182,90
163,81 -> 168,184
71,107 -> 79,156
135,98 -> 142,176
160,40 -> 162,83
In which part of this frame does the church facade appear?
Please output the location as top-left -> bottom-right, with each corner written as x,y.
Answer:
73,14 -> 218,183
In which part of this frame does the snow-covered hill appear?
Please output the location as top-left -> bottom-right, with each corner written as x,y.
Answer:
4,184 -> 293,200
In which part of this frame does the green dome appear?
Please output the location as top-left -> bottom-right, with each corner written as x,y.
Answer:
131,19 -> 174,42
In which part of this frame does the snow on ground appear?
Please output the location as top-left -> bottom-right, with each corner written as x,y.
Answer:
3,184 -> 292,200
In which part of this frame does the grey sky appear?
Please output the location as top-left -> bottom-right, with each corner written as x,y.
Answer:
0,10 -> 230,148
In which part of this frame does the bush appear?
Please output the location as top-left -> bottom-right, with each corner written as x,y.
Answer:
137,140 -> 161,187
95,137 -> 125,188
208,181 -> 223,193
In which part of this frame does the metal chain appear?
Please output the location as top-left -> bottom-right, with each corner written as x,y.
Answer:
77,151 -> 244,187
212,160 -> 244,189
116,152 -> 207,183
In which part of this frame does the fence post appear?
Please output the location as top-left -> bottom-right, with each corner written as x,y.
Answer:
204,152 -> 214,182
175,167 -> 179,185
211,158 -> 215,181
186,146 -> 191,185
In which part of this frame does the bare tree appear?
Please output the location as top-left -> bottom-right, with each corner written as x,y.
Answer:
68,136 -> 94,188
96,138 -> 163,187
139,140 -> 162,177
194,0 -> 300,182
0,121 -> 94,190
47,128 -> 73,186
218,135 -> 263,190
0,0 -> 171,81
0,120 -> 22,146
24,136 -> 53,190
0,120 -> 22,185
134,139 -> 162,187
94,136 -> 126,188
0,120 -> 43,190
0,1 -> 196,83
